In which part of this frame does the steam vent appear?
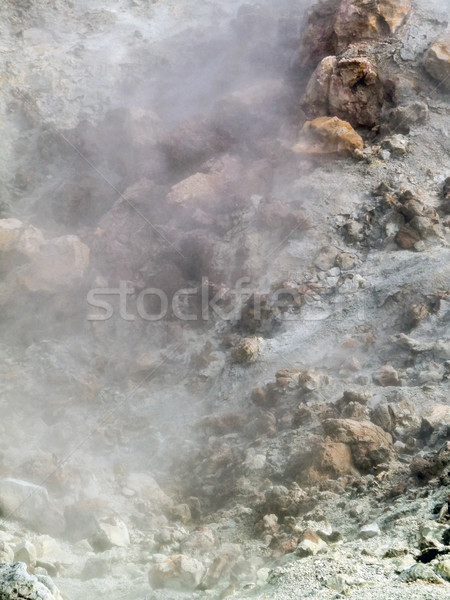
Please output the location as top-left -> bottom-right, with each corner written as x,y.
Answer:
0,0 -> 450,598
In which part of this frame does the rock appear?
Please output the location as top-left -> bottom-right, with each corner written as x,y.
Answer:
90,518 -> 130,551
296,530 -> 327,557
334,0 -> 411,51
435,559 -> 450,581
322,419 -> 393,472
80,557 -> 110,581
293,116 -> 364,156
359,522 -> 381,539
0,478 -> 62,534
290,441 -> 357,485
0,562 -> 61,600
424,33 -> 450,91
382,135 -> 408,156
302,55 -> 384,128
149,555 -> 206,591
168,504 -> 192,525
399,563 -> 444,583
372,365 -> 400,386
298,368 -> 325,392
180,527 -> 215,555
0,542 -> 14,564
420,405 -> 450,439
383,101 -> 429,134
232,337 -> 261,364
202,544 -> 242,589
395,225 -> 421,249
125,472 -> 172,509
17,235 -> 90,293
14,541 -> 37,566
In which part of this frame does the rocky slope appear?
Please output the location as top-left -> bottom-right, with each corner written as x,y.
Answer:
0,0 -> 449,599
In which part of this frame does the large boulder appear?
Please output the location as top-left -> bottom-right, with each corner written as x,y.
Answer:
424,32 -> 450,91
0,562 -> 61,600
334,0 -> 411,51
302,55 -> 385,128
322,418 -> 394,472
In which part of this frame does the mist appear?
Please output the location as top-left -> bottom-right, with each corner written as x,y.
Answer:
0,0 -> 449,599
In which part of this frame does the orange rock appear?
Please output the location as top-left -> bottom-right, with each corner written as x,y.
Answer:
424,33 -> 450,91
293,116 -> 364,156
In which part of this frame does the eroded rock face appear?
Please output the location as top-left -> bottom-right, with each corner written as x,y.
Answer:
334,0 -> 411,51
302,55 -> 385,127
293,116 -> 364,156
0,563 -> 61,600
297,0 -> 411,65
424,32 -> 450,91
322,418 -> 394,472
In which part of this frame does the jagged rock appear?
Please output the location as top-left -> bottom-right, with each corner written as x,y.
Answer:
180,528 -> 215,555
293,116 -> 364,156
372,365 -> 400,386
0,478 -> 63,534
90,518 -> 130,551
14,542 -> 37,566
149,555 -> 206,591
382,134 -> 408,156
232,337 -> 261,364
302,55 -> 384,128
424,33 -> 450,91
290,441 -> 357,484
202,544 -> 242,589
420,405 -> 450,439
296,530 -> 327,557
0,562 -> 61,600
334,0 -> 411,51
383,101 -> 429,134
322,418 -> 393,472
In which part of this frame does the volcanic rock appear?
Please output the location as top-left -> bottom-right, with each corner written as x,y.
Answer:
149,554 -> 206,591
0,562 -> 61,600
293,116 -> 364,156
424,33 -> 450,91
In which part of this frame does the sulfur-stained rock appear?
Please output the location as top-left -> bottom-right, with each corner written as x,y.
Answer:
293,116 -> 364,157
303,55 -> 385,128
334,0 -> 411,51
424,33 -> 450,91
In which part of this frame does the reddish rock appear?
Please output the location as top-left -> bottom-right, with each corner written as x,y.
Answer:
372,365 -> 400,386
322,418 -> 394,472
395,225 -> 421,249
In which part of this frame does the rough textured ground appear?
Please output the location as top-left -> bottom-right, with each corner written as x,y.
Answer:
0,1 -> 449,599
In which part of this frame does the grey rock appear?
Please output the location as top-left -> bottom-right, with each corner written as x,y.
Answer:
0,562 -> 60,600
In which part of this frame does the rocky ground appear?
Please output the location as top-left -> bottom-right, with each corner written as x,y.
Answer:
0,0 -> 449,599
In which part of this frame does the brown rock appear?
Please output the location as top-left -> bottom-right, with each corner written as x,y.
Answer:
395,225 -> 421,249
322,418 -> 394,472
424,33 -> 450,91
149,555 -> 206,591
372,365 -> 400,386
232,337 -> 261,364
334,0 -> 411,51
293,116 -> 364,156
303,55 -> 384,128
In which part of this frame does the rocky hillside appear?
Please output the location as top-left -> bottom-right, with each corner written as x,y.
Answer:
0,0 -> 449,599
